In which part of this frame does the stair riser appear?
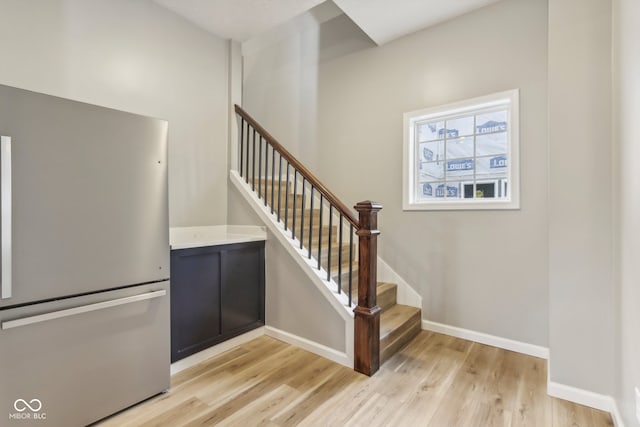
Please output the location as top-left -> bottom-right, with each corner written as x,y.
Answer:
314,244 -> 353,264
283,212 -> 328,230
285,209 -> 321,220
254,179 -> 315,194
377,286 -> 398,312
347,283 -> 397,311
253,179 -> 292,188
272,211 -> 340,239
333,268 -> 358,286
380,311 -> 422,357
307,255 -> 355,277
257,191 -> 303,208
293,228 -> 339,249
284,210 -> 353,225
380,311 -> 422,349
321,249 -> 359,270
380,321 -> 421,365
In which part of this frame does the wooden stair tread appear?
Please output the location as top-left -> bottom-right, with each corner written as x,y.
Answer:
285,208 -> 321,214
380,305 -> 421,338
348,281 -> 395,298
377,282 -> 396,292
289,223 -> 337,232
311,241 -> 353,251
327,260 -> 358,274
332,267 -> 358,284
379,304 -> 422,364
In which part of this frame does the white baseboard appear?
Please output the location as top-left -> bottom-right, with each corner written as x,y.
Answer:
547,381 -> 621,420
609,399 -> 626,427
265,325 -> 352,368
421,319 -> 549,359
170,327 -> 265,375
377,257 -> 422,308
546,359 -> 622,424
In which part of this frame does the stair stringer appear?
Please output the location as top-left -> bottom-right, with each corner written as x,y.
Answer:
230,170 -> 355,368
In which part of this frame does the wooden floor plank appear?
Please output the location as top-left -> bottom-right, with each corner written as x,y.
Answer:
272,366 -> 360,426
377,340 -> 473,426
427,343 -> 500,426
188,347 -> 316,425
137,397 -> 210,427
512,356 -> 552,427
216,385 -> 301,427
97,332 -> 614,427
170,346 -> 249,387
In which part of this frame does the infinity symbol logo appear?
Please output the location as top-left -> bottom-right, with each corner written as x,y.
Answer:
13,398 -> 42,412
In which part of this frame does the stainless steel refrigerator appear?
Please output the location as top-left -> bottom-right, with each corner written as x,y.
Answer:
0,84 -> 170,426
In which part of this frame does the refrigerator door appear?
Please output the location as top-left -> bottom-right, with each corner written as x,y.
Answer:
0,85 -> 169,307
0,281 -> 170,427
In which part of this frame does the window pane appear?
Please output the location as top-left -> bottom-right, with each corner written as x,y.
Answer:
474,182 -> 496,199
500,179 -> 509,198
433,182 -> 460,198
463,183 -> 475,199
445,115 -> 474,137
419,141 -> 445,162
417,121 -> 444,142
419,161 -> 444,181
446,137 -> 473,159
476,156 -> 508,178
419,182 -> 439,198
445,158 -> 474,179
476,110 -> 508,134
442,182 -> 462,199
476,132 -> 507,156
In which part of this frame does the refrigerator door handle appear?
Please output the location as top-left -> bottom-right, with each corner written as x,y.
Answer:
1,289 -> 166,330
1,136 -> 11,300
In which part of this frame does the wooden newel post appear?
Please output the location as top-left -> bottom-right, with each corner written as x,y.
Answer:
353,200 -> 383,376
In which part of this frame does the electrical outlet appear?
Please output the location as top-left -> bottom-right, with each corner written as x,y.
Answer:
636,386 -> 640,423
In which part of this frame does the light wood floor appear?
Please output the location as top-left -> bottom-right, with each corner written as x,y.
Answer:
97,331 -> 613,426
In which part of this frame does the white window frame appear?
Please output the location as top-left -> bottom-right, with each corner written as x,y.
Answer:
403,89 -> 520,211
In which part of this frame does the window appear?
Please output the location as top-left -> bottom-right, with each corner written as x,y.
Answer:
403,89 -> 520,210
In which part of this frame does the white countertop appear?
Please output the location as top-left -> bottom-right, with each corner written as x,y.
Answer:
169,225 -> 267,250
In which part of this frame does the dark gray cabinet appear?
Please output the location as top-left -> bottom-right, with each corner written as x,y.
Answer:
170,241 -> 265,362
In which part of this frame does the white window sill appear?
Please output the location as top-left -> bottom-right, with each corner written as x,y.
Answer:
403,200 -> 520,211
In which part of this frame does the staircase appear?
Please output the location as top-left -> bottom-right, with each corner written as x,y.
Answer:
258,179 -> 421,365
234,105 -> 421,375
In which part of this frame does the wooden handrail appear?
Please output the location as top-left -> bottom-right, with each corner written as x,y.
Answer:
235,104 -> 359,228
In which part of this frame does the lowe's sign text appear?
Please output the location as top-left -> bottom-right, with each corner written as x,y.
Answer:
447,159 -> 474,172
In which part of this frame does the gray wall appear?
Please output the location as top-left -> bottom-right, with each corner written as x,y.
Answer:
242,1 -> 368,172
613,0 -> 640,423
547,0 -> 615,395
227,184 -> 346,351
243,0 -> 549,347
0,0 -> 229,227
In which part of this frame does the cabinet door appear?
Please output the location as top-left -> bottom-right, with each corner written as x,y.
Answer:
221,242 -> 265,334
170,249 -> 221,362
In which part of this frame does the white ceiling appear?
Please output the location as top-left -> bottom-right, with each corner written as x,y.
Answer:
333,0 -> 503,45
153,0 -> 503,45
153,0 -> 325,42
